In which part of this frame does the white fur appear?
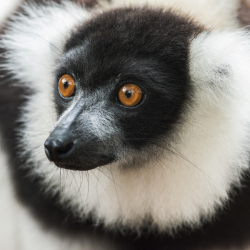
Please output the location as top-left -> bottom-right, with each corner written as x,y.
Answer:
0,142 -> 116,249
0,0 -> 20,25
108,0 -> 240,30
1,0 -> 250,248
0,1 -> 91,92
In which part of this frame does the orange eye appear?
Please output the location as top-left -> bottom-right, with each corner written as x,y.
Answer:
58,74 -> 75,98
118,84 -> 142,107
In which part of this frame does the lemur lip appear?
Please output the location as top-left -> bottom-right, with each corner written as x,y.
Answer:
53,155 -> 116,171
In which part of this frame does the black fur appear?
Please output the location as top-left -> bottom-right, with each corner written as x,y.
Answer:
57,8 -> 202,156
239,0 -> 250,26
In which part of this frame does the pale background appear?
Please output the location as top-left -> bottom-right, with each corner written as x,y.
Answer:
0,0 -> 22,24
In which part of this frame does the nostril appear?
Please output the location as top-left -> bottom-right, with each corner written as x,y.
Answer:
44,139 -> 53,162
56,142 -> 74,156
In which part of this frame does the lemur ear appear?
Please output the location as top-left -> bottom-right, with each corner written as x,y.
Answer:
239,0 -> 250,26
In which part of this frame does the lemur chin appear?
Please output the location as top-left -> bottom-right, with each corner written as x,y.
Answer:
1,0 -> 250,249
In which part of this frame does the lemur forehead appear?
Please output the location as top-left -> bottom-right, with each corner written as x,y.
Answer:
58,7 -> 203,91
64,7 -> 203,52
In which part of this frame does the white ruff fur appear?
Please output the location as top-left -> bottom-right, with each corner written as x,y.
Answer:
109,0 -> 240,30
0,149 -> 116,250
1,0 -> 250,238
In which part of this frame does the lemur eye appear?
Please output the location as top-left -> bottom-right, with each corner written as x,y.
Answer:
118,84 -> 142,107
58,75 -> 75,98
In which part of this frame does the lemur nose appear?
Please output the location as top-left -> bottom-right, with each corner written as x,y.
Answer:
44,139 -> 74,162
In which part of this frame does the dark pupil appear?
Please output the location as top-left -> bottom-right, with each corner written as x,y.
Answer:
63,81 -> 69,89
125,90 -> 132,98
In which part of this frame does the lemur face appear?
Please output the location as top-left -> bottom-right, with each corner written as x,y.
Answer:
2,0 -> 250,234
46,8 -> 199,171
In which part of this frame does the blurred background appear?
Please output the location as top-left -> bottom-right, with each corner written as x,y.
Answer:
0,0 -> 21,25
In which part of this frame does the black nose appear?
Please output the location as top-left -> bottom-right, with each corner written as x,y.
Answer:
44,139 -> 74,162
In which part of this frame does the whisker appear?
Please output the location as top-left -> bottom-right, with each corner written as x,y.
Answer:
21,28 -> 62,55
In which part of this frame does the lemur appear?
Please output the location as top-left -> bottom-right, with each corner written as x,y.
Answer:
0,0 -> 250,249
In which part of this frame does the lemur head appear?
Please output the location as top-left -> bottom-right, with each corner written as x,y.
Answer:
2,0 -> 250,234
45,8 -> 199,172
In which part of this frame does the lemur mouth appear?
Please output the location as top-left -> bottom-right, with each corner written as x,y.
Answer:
51,155 -> 115,171
44,128 -> 116,171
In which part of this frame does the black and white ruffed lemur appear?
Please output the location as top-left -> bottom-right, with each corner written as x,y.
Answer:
1,0 -> 250,249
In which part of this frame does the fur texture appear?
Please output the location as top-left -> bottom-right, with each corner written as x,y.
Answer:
1,0 -> 250,249
108,0 -> 240,29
